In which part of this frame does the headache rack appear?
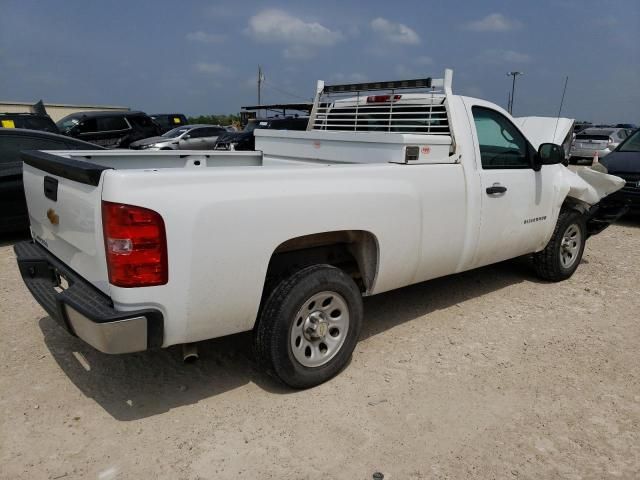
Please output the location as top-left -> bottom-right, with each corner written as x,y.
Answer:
308,69 -> 453,135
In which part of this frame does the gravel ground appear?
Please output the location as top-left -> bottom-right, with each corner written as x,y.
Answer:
0,220 -> 639,480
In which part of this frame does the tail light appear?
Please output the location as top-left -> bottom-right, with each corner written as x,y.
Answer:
102,201 -> 168,287
366,94 -> 401,103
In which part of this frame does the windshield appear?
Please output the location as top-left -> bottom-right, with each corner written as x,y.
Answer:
617,129 -> 640,152
162,126 -> 190,138
57,117 -> 80,133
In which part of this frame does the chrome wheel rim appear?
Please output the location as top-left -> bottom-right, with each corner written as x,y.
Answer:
290,291 -> 350,368
560,223 -> 582,269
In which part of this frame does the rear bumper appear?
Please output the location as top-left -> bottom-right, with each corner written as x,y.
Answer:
14,241 -> 164,354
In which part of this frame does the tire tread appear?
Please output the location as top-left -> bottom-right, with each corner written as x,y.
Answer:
254,264 -> 362,388
533,209 -> 586,281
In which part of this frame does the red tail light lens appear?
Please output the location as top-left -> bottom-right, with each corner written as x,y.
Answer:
366,94 -> 401,103
102,201 -> 168,287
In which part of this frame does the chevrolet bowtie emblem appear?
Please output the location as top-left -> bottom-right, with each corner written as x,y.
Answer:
46,208 -> 59,225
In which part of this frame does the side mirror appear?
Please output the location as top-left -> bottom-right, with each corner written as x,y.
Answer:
183,134 -> 191,140
537,143 -> 564,166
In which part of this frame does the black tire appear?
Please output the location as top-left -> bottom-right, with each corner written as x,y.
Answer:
533,209 -> 587,281
254,264 -> 363,389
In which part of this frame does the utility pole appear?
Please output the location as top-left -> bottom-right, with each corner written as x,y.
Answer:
506,71 -> 523,115
258,65 -> 264,106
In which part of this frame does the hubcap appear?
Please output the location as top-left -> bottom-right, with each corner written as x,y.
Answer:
290,291 -> 350,368
560,223 -> 582,269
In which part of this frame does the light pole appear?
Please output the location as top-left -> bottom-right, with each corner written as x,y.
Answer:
506,71 -> 523,115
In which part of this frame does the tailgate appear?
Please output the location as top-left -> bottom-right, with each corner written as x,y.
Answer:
21,150 -> 112,294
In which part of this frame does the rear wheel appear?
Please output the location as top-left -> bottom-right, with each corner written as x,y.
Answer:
254,265 -> 363,389
533,209 -> 586,281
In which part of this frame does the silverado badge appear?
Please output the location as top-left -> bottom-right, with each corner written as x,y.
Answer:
46,208 -> 59,225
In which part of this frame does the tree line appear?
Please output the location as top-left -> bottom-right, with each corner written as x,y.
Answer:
187,114 -> 242,127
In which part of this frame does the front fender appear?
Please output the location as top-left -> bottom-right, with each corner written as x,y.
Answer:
562,166 -> 625,205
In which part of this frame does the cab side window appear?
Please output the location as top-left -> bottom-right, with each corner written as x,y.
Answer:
472,107 -> 530,169
77,118 -> 98,133
129,115 -> 154,128
97,116 -> 129,132
186,128 -> 205,138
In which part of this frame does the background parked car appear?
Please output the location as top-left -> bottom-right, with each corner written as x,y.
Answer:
129,124 -> 226,150
573,122 -> 593,134
214,116 -> 308,151
600,128 -> 640,213
0,128 -> 104,233
150,113 -> 188,134
56,111 -> 161,148
569,127 -> 630,164
0,112 -> 59,133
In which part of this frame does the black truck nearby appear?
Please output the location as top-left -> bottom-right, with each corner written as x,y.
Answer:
0,128 -> 104,233
56,111 -> 161,148
150,113 -> 188,134
214,116 -> 308,151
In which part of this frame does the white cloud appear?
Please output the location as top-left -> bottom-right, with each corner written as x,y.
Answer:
370,17 -> 420,45
346,24 -> 361,38
186,31 -> 227,44
247,9 -> 343,47
283,45 -> 315,60
194,62 -> 232,76
476,49 -> 531,64
464,13 -> 521,32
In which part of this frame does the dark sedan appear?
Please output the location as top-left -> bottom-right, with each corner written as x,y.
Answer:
600,129 -> 640,212
0,128 -> 104,233
214,117 -> 308,151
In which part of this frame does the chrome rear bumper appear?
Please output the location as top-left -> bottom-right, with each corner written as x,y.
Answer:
14,241 -> 164,354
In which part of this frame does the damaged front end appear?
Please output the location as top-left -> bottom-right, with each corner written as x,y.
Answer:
562,166 -> 628,237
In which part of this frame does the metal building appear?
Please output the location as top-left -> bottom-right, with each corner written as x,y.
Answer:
0,100 -> 129,122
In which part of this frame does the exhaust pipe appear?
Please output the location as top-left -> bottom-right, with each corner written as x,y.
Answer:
182,343 -> 199,363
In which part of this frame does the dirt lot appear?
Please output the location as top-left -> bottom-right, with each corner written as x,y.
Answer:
1,220 -> 639,480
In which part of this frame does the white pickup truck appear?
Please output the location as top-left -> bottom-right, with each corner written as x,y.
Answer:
14,70 -> 626,388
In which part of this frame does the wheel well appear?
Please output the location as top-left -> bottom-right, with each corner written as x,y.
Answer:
264,231 -> 379,295
562,196 -> 589,215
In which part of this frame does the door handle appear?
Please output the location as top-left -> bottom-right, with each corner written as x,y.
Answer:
486,185 -> 507,195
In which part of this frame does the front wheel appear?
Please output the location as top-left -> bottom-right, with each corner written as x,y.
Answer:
533,209 -> 587,281
254,265 -> 363,389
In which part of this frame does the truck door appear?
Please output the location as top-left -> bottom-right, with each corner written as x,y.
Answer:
467,103 -> 556,268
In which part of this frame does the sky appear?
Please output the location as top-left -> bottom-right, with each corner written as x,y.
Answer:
1,0 -> 638,123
